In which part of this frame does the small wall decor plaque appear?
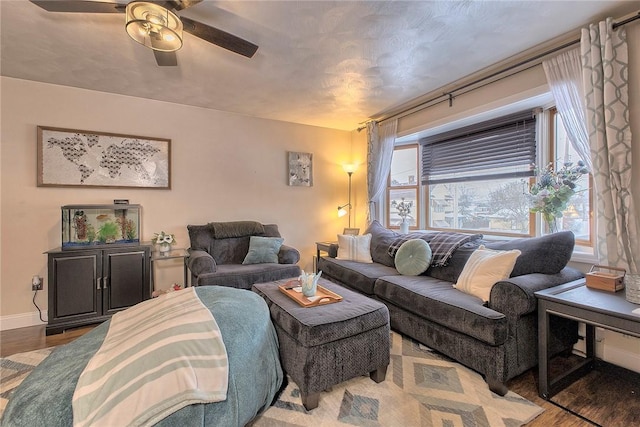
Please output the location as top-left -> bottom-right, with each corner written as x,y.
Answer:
288,151 -> 313,187
37,126 -> 171,189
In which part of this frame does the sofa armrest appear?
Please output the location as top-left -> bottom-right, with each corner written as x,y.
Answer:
489,267 -> 584,318
278,244 -> 300,264
187,249 -> 217,275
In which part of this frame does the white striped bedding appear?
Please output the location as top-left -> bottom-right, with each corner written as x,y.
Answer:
72,287 -> 228,427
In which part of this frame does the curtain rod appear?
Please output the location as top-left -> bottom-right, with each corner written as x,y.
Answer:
366,11 -> 640,129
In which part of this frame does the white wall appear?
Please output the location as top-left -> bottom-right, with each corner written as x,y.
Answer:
0,76 -> 368,329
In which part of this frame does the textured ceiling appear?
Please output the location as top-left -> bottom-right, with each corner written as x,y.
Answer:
0,1 -> 635,131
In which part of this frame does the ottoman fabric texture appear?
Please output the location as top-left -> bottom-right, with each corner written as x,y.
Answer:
252,278 -> 390,409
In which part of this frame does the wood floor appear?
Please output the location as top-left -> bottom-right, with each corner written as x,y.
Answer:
1,325 -> 636,426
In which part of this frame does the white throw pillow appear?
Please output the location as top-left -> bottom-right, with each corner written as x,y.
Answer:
336,234 -> 373,263
453,245 -> 521,302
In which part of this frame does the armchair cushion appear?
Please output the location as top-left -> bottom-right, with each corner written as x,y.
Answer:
243,236 -> 284,265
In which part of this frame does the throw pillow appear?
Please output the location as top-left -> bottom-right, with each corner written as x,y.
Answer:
242,236 -> 284,264
395,239 -> 432,276
453,245 -> 521,302
336,234 -> 373,263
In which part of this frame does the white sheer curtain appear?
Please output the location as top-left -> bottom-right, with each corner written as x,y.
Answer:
542,48 -> 592,171
366,120 -> 397,223
581,17 -> 639,273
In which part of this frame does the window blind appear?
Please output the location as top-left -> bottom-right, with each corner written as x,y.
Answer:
420,110 -> 537,185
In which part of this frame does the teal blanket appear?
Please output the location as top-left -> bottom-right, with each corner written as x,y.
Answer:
2,287 -> 283,427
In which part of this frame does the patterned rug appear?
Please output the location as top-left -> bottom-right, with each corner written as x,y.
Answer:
251,332 -> 542,426
1,333 -> 543,426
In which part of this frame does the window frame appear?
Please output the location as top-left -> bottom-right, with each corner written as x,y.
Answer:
386,144 -> 420,230
549,107 -> 593,247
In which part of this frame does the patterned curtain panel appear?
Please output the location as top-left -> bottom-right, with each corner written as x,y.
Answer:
581,18 -> 639,273
542,48 -> 592,171
366,120 -> 397,223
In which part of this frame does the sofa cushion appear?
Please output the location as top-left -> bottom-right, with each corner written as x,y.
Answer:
318,256 -> 400,295
485,231 -> 574,277
243,236 -> 284,264
196,263 -> 301,289
373,275 -> 508,346
365,220 -> 400,267
426,241 -> 480,283
395,239 -> 432,276
336,234 -> 373,263
453,246 -> 521,302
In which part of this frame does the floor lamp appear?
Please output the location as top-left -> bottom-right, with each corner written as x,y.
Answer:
338,164 -> 357,228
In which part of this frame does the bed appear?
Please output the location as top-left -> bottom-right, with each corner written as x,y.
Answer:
1,286 -> 283,427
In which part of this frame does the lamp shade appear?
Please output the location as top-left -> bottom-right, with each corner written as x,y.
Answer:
125,1 -> 183,52
338,207 -> 348,217
343,164 -> 358,174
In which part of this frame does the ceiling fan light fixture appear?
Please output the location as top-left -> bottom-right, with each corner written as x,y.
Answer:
125,1 -> 183,52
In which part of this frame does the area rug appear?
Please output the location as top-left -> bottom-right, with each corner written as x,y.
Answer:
251,331 -> 542,426
0,333 -> 543,426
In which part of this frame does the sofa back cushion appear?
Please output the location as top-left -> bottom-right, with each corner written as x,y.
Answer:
484,230 -> 574,276
365,220 -> 400,267
426,242 -> 480,283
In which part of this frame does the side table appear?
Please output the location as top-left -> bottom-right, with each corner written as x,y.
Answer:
150,247 -> 190,290
315,241 -> 336,272
536,279 -> 640,399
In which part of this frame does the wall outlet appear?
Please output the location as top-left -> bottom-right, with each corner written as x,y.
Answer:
32,275 -> 43,291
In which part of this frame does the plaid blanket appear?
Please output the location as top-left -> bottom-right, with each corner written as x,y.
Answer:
388,231 -> 483,267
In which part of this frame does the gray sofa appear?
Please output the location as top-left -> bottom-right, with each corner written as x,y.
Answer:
318,220 -> 583,395
187,221 -> 301,289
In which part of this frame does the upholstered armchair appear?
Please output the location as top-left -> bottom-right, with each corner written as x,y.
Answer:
187,221 -> 301,289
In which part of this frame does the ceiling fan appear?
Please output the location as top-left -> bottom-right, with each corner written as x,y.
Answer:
30,0 -> 259,66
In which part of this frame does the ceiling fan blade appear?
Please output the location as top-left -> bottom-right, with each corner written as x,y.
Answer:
153,50 -> 178,66
167,0 -> 203,12
180,16 -> 258,58
30,1 -> 125,13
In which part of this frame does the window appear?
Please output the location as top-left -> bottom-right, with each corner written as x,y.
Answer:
385,106 -> 593,243
551,109 -> 592,245
387,145 -> 418,229
421,110 -> 536,236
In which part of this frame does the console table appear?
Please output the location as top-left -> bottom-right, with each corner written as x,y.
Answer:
536,279 -> 640,399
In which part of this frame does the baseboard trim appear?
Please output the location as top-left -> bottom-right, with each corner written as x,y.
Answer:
0,311 -> 48,331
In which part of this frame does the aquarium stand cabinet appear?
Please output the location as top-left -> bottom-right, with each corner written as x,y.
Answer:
45,245 -> 151,335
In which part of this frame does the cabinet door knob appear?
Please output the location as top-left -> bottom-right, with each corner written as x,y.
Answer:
96,277 -> 102,290
104,276 -> 109,288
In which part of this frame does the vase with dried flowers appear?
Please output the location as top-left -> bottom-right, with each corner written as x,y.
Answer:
391,197 -> 413,233
529,161 -> 588,233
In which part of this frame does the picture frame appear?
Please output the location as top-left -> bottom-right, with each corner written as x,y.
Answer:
37,126 -> 171,189
288,151 -> 313,187
343,228 -> 360,235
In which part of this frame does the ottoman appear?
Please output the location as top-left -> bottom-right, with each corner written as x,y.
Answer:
252,278 -> 390,410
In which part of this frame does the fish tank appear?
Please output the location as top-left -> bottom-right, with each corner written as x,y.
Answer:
61,204 -> 141,250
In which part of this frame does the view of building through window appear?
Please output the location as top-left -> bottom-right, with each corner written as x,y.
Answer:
552,112 -> 591,243
428,178 -> 530,234
388,146 -> 418,227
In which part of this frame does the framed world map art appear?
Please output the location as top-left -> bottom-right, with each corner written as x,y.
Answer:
37,126 -> 171,189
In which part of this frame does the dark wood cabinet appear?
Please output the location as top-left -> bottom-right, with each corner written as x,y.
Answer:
46,246 -> 151,335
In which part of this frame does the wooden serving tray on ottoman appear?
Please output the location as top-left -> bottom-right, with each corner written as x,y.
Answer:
278,280 -> 343,307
